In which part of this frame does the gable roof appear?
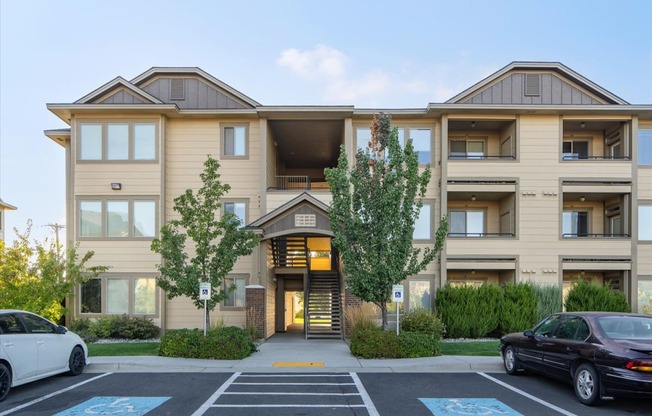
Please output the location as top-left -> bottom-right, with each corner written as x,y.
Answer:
131,67 -> 261,108
247,192 -> 330,229
0,198 -> 17,210
75,76 -> 163,104
446,62 -> 628,105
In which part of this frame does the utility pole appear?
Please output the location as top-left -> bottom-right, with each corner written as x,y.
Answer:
44,223 -> 65,257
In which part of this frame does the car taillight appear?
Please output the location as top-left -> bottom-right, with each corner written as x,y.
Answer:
626,360 -> 652,372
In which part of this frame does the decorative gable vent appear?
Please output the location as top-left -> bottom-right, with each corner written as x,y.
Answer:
524,73 -> 541,96
170,78 -> 185,100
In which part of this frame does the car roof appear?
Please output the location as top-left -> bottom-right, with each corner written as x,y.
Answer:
552,312 -> 652,318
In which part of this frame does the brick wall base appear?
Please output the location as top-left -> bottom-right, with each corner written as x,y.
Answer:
245,285 -> 266,339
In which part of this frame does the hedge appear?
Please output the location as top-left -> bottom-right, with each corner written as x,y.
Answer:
158,326 -> 256,359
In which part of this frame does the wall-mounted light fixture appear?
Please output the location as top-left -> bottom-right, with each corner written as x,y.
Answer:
471,121 -> 476,128
471,195 -> 476,201
580,122 -> 586,129
580,196 -> 586,202
111,183 -> 122,191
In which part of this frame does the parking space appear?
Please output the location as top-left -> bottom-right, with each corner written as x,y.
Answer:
1,372 -> 650,416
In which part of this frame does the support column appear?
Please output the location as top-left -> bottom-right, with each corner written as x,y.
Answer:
246,285 -> 266,338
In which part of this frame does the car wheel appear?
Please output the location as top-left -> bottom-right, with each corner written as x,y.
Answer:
0,363 -> 11,402
68,346 -> 85,376
503,345 -> 521,375
574,363 -> 601,406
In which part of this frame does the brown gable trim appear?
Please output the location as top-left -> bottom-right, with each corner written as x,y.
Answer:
247,192 -> 329,229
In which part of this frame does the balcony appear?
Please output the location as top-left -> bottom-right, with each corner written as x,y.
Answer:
447,119 -> 517,161
562,120 -> 631,161
561,182 -> 631,239
446,257 -> 517,286
447,181 -> 517,238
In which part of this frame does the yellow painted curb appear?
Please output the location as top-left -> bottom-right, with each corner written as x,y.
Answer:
273,361 -> 325,367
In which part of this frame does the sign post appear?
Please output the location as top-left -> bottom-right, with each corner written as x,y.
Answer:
199,282 -> 211,336
392,284 -> 404,336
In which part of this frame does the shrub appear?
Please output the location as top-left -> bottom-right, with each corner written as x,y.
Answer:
158,326 -> 255,359
565,279 -> 630,312
436,284 -> 502,338
534,284 -> 562,322
345,304 -> 379,337
500,282 -> 537,335
349,327 -> 439,358
68,318 -> 98,343
401,309 -> 446,341
69,315 -> 160,341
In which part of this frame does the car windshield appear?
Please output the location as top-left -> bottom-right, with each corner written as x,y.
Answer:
596,316 -> 652,340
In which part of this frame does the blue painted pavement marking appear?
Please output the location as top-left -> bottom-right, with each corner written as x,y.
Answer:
54,396 -> 170,416
419,398 -> 523,416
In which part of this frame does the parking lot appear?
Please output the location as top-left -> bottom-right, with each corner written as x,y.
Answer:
1,372 -> 650,416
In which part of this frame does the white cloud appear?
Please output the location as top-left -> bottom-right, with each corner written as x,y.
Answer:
277,44 -> 347,79
324,69 -> 391,103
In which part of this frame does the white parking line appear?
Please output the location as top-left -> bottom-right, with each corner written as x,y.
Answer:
351,372 -> 380,416
478,372 -> 579,416
190,372 -> 240,416
0,373 -> 113,416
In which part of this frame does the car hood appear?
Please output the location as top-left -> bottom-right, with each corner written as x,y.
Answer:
613,339 -> 652,354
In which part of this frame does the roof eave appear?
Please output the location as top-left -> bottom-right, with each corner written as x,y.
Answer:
44,128 -> 71,147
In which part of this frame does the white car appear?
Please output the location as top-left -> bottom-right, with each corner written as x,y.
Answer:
0,309 -> 89,401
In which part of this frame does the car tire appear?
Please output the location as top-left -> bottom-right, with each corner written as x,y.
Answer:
503,345 -> 521,375
67,346 -> 85,376
0,363 -> 11,402
574,363 -> 601,406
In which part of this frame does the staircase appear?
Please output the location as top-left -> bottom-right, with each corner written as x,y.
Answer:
271,236 -> 308,268
306,271 -> 343,339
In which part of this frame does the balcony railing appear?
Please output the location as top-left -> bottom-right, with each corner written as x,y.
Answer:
561,155 -> 631,161
448,154 -> 516,160
562,233 -> 631,238
448,232 -> 515,238
268,176 -> 331,191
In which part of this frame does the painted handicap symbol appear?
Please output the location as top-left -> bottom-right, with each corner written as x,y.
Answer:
54,397 -> 170,416
419,398 -> 523,416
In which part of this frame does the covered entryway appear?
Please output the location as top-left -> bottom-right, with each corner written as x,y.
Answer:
247,193 -> 343,339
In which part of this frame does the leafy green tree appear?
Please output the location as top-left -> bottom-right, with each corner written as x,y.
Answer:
0,222 -> 108,322
151,156 -> 259,327
325,114 -> 447,329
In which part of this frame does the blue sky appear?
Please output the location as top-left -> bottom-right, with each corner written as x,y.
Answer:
1,0 -> 651,245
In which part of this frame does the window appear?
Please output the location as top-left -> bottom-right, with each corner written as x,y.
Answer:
534,315 -> 560,337
409,280 -> 431,311
80,275 -> 158,316
554,316 -> 590,340
78,121 -> 157,161
639,129 -> 652,165
19,313 -> 57,333
450,210 -> 484,237
563,211 -> 589,237
638,279 -> 652,315
223,125 -> 248,157
562,140 -> 589,160
450,139 -> 485,159
223,201 -> 247,226
78,198 -> 157,239
357,126 -> 432,164
223,275 -> 246,308
639,206 -> 652,241
413,203 -> 432,240
0,314 -> 27,334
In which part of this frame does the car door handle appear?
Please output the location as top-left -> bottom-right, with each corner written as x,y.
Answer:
3,342 -> 14,347
37,340 -> 45,345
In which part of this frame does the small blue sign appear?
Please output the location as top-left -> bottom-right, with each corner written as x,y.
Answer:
55,396 -> 170,415
419,398 -> 522,416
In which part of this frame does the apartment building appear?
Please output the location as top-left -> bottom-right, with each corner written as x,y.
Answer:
45,62 -> 652,338
0,199 -> 17,242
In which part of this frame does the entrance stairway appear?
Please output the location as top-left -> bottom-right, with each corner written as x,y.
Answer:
306,271 -> 342,339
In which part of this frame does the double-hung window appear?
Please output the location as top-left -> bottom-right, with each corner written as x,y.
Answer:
562,140 -> 589,160
639,129 -> 652,165
222,125 -> 248,158
356,126 -> 432,164
223,200 -> 247,227
413,202 -> 433,241
78,121 -> 157,161
223,275 -> 247,308
639,206 -> 652,241
79,198 -> 157,238
450,210 -> 484,237
563,210 -> 589,237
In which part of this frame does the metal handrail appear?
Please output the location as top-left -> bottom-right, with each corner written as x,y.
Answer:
269,175 -> 310,190
448,232 -> 516,237
561,155 -> 631,161
562,233 -> 631,238
448,155 -> 516,160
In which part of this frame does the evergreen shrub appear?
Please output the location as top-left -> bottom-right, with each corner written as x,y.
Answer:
435,284 -> 502,338
565,279 -> 630,312
534,284 -> 562,322
158,326 -> 255,359
500,282 -> 537,334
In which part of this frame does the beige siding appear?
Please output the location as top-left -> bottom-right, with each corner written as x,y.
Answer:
639,169 -> 652,199
266,192 -> 332,214
78,241 -> 160,272
74,164 -> 161,195
638,245 -> 652,275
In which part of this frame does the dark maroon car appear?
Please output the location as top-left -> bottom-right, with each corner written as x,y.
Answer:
499,312 -> 652,405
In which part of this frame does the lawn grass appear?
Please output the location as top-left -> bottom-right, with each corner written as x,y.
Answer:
438,340 -> 501,356
88,342 -> 160,357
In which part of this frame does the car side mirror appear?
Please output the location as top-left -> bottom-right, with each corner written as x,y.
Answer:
57,325 -> 68,334
523,330 -> 534,338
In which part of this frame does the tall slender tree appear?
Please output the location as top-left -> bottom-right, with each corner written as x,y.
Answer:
325,114 -> 447,329
151,156 -> 259,328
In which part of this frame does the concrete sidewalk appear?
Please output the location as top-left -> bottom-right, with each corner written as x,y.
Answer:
86,335 -> 503,373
